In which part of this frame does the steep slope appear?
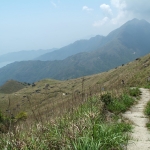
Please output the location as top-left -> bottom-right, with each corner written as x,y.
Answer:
35,35 -> 105,61
36,19 -> 150,61
0,19 -> 150,85
0,53 -> 150,114
106,18 -> 150,55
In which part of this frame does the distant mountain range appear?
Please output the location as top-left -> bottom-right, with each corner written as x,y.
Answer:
0,48 -> 57,67
0,18 -> 150,85
35,35 -> 105,61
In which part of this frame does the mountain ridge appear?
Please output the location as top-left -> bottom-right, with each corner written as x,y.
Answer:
0,48 -> 57,66
0,18 -> 150,85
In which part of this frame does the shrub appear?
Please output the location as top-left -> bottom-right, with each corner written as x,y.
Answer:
144,83 -> 150,89
107,94 -> 134,114
15,112 -> 27,121
0,111 -> 27,133
101,93 -> 112,105
128,88 -> 141,97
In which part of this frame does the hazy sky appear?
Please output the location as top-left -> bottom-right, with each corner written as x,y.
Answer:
0,0 -> 150,55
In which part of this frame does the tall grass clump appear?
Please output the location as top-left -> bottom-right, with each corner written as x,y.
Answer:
0,109 -> 28,136
145,101 -> 150,116
71,122 -> 131,150
101,93 -> 135,114
128,88 -> 141,97
144,101 -> 150,129
144,83 -> 150,89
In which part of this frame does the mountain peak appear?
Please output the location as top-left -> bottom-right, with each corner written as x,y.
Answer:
107,18 -> 150,40
124,18 -> 150,26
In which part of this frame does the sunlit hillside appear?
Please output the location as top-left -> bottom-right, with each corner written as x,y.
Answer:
0,53 -> 149,119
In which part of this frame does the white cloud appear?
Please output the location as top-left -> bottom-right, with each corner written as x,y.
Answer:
109,0 -> 128,24
93,17 -> 109,27
82,6 -> 93,11
93,0 -> 150,29
111,0 -> 126,10
111,10 -> 127,24
93,0 -> 129,28
100,4 -> 113,17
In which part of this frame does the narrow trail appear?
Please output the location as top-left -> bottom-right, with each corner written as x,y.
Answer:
123,88 -> 150,150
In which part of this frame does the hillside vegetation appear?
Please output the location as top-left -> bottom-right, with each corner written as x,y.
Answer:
0,53 -> 150,149
0,80 -> 27,94
0,53 -> 150,116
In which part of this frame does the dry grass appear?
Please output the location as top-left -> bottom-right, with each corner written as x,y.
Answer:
1,54 -> 149,149
0,53 -> 150,122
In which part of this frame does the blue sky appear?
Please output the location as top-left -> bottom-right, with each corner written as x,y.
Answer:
0,0 -> 150,55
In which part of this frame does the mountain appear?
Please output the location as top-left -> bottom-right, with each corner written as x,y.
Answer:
0,18 -> 150,85
36,18 -> 150,62
0,48 -> 57,67
0,52 -> 150,118
35,35 -> 105,61
106,18 -> 150,55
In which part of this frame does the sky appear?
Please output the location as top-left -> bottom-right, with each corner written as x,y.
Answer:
0,0 -> 150,55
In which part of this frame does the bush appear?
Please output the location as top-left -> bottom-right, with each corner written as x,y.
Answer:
128,88 -> 141,97
144,83 -> 150,89
0,111 -> 27,133
15,112 -> 27,121
101,93 -> 112,105
107,94 -> 134,114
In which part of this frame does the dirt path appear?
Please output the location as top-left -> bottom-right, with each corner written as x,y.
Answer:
123,88 -> 150,150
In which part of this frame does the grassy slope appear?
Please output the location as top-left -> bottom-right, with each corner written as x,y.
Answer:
0,80 -> 27,94
0,53 -> 149,117
0,53 -> 150,149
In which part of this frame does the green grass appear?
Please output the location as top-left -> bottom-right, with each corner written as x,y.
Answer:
146,123 -> 150,130
0,94 -> 132,150
71,122 -> 131,150
0,53 -> 150,149
144,83 -> 150,89
144,101 -> 150,130
101,93 -> 135,114
128,88 -> 141,97
144,101 -> 150,116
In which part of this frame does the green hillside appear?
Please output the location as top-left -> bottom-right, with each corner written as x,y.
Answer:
0,53 -> 150,149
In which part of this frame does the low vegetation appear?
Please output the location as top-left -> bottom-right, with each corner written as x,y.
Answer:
144,101 -> 150,130
0,86 -> 134,150
106,94 -> 135,114
0,54 -> 150,149
128,88 -> 141,97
